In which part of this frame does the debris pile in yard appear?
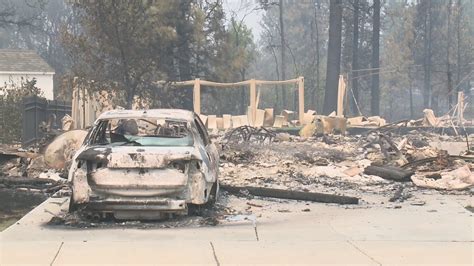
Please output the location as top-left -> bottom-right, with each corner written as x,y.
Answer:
411,165 -> 474,190
219,135 -> 397,199
218,127 -> 474,203
347,105 -> 472,129
0,129 -> 88,198
1,147 -> 65,184
0,129 -> 87,180
224,126 -> 276,144
0,144 -> 69,229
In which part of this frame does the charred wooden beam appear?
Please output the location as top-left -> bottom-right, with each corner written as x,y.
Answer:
0,176 -> 62,187
401,155 -> 474,170
364,165 -> 414,181
220,185 -> 359,205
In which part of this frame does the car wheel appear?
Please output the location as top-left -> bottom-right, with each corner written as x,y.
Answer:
205,181 -> 219,207
188,182 -> 218,215
68,195 -> 77,212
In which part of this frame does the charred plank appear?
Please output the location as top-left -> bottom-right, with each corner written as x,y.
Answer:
0,176 -> 61,186
364,165 -> 414,181
220,185 -> 359,204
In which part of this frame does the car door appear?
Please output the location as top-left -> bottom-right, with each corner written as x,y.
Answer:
193,115 -> 219,181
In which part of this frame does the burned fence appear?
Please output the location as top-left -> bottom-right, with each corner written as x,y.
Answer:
22,96 -> 71,147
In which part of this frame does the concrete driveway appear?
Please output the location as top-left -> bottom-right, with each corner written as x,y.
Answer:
1,192 -> 473,265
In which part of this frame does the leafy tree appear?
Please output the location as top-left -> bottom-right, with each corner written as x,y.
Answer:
59,0 -> 257,113
0,79 -> 42,143
13,1 -> 78,99
217,16 -> 256,113
381,0 -> 417,119
227,17 -> 256,81
258,0 -> 330,113
61,0 -> 178,108
0,0 -> 40,31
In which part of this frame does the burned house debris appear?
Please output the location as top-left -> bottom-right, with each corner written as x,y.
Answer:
0,60 -> 472,228
2,105 -> 473,221
1,1 -> 473,263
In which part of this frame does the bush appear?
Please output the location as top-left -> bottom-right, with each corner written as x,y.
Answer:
0,78 -> 42,144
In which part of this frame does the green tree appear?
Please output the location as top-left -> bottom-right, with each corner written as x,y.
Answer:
62,0 -> 178,108
60,0 -> 257,113
0,79 -> 42,143
258,0 -> 330,113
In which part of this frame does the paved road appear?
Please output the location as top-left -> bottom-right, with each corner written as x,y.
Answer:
1,192 -> 473,265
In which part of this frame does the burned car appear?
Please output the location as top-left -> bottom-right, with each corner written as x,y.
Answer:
68,109 -> 219,219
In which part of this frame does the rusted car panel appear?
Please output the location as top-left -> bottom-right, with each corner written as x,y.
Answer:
68,109 -> 219,218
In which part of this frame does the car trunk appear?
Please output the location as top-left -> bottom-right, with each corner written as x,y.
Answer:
88,146 -> 198,197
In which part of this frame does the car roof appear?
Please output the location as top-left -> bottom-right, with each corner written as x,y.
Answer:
97,109 -> 195,121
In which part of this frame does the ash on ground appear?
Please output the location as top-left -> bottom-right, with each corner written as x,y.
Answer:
45,191 -> 243,229
219,131 -> 473,204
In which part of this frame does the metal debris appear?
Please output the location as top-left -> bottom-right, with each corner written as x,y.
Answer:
224,126 -> 276,144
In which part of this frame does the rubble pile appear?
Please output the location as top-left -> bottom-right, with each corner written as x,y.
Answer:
0,132 -> 85,196
0,123 -> 473,229
1,151 -> 64,181
218,128 -> 474,203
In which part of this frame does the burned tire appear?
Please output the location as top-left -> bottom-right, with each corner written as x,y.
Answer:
68,195 -> 77,212
206,181 -> 219,207
188,182 -> 219,215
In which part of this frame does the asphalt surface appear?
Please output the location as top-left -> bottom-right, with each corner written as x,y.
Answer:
1,192 -> 473,265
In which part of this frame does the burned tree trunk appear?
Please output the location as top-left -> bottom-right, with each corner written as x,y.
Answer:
310,1 -> 321,111
176,0 -> 193,110
279,0 -> 287,108
447,0 -> 453,109
422,0 -> 433,109
455,0 -> 463,94
370,0 -> 381,116
323,0 -> 343,115
351,0 -> 360,115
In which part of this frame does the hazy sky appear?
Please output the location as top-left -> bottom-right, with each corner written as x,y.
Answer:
223,0 -> 265,41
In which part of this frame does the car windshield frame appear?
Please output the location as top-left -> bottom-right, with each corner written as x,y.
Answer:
87,117 -> 195,147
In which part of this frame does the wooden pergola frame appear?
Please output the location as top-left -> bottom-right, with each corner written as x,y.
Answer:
168,77 -> 305,124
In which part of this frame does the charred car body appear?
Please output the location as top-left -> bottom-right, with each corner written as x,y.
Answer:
68,109 -> 219,219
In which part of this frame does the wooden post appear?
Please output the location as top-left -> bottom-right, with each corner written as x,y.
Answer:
256,88 -> 261,109
344,74 -> 350,116
78,87 -> 85,129
458,91 -> 464,124
193,78 -> 201,114
298,76 -> 305,124
337,75 -> 346,117
250,79 -> 256,126
84,88 -> 90,128
71,77 -> 78,129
